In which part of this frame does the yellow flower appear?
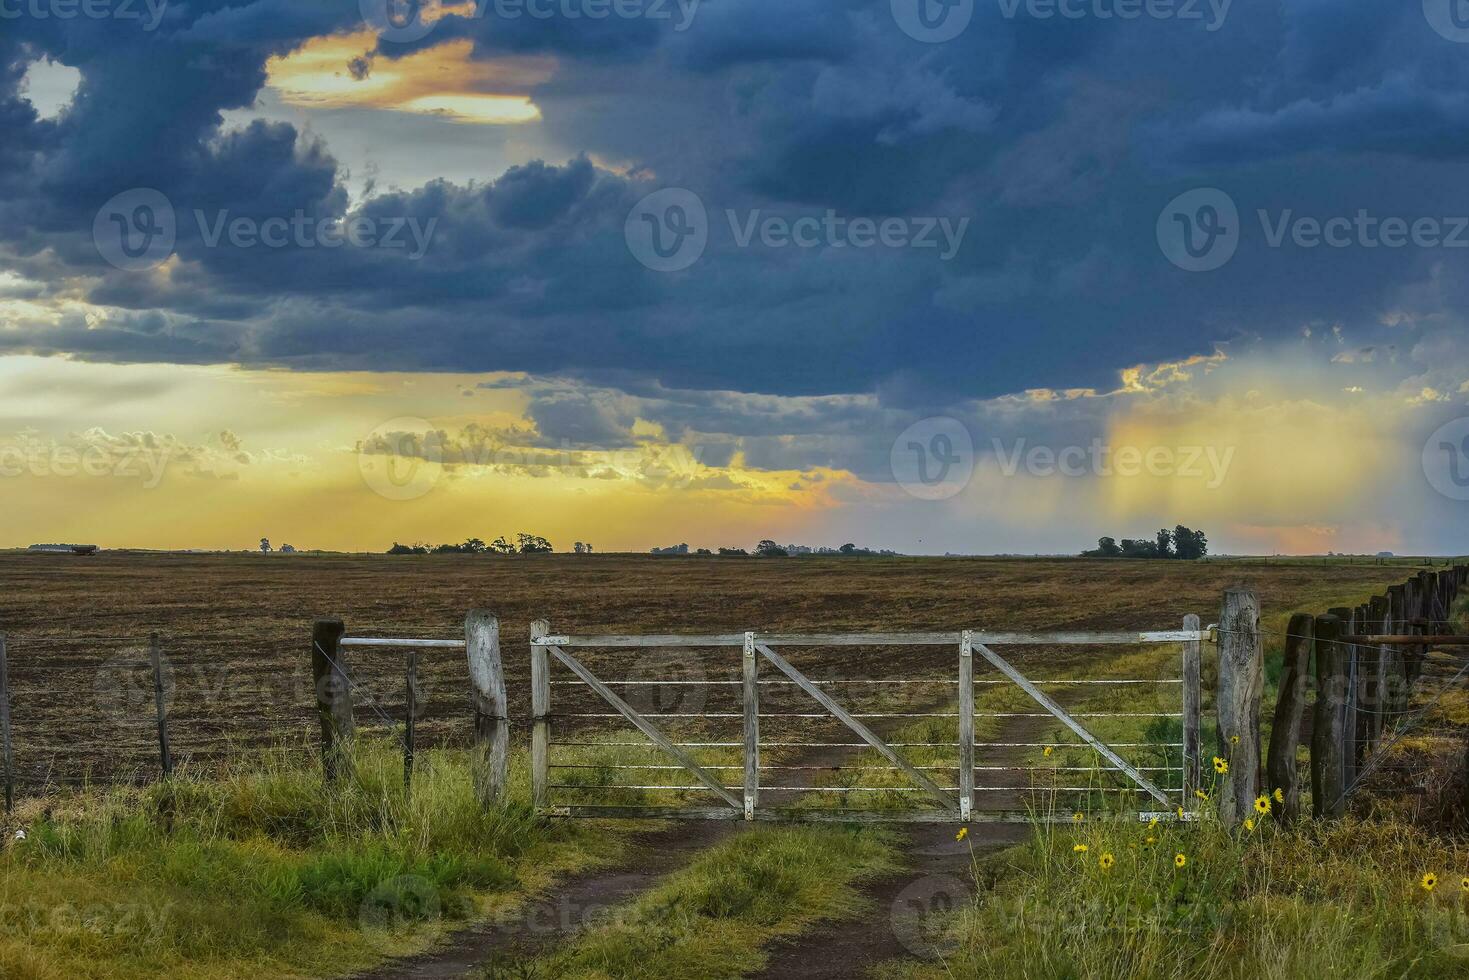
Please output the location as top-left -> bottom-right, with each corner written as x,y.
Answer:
1147,817 -> 1159,829
1043,746 -> 1054,758
1273,787 -> 1285,804
1174,853 -> 1188,869
1176,807 -> 1186,819
1099,853 -> 1115,871
1145,836 -> 1157,845
1423,872 -> 1438,892
1254,795 -> 1272,816
1243,818 -> 1256,831
1195,790 -> 1209,801
1073,843 -> 1089,853
1460,877 -> 1469,894
1230,734 -> 1240,745
1212,756 -> 1228,775
1072,812 -> 1085,823
955,827 -> 968,842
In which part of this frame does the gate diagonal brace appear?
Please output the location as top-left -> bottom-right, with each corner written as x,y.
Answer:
546,646 -> 743,811
970,641 -> 1172,807
756,643 -> 958,812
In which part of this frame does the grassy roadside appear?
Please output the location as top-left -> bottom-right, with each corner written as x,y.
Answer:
0,741 -> 633,980
479,826 -> 899,980
870,582 -> 1469,979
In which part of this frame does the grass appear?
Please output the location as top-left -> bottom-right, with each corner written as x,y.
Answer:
478,826 -> 899,980
0,740 -> 631,980
876,812 -> 1469,979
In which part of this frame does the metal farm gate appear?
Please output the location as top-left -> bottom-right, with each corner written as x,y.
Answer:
530,622 -> 1210,823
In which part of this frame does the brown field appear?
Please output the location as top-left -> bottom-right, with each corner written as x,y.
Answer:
0,551 -> 1427,794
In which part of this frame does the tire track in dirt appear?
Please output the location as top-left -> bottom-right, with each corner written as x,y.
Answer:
749,713 -> 1077,980
348,820 -> 741,980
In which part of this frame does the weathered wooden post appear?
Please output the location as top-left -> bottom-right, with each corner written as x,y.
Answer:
744,631 -> 760,821
531,619 -> 550,810
1329,607 -> 1358,790
311,619 -> 354,782
0,633 -> 12,813
1386,584 -> 1408,718
1217,589 -> 1263,824
1182,614 -> 1202,805
1367,595 -> 1390,752
404,648 -> 419,790
1266,613 -> 1313,822
1312,614 -> 1348,819
149,633 -> 172,780
467,610 -> 508,806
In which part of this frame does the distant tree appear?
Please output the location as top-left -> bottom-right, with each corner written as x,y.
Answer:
1173,525 -> 1208,560
839,543 -> 857,555
585,543 -> 593,553
280,544 -> 296,554
718,547 -> 749,556
1155,528 -> 1172,559
489,536 -> 515,555
517,533 -> 553,554
1119,539 -> 1160,559
259,537 -> 271,553
651,543 -> 690,555
695,548 -> 712,555
463,537 -> 487,554
387,542 -> 426,555
1082,537 -> 1123,557
574,541 -> 586,554
755,539 -> 788,557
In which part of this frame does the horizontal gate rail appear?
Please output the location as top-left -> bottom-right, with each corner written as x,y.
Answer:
541,631 -> 1207,647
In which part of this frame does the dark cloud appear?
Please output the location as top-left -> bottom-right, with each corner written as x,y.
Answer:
2,0 -> 1469,408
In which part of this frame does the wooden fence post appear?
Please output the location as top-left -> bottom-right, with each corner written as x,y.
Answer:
1312,614 -> 1348,819
404,648 -> 419,790
743,631 -> 760,821
1339,605 -> 1357,787
531,620 -> 550,811
1386,585 -> 1408,718
149,633 -> 172,780
1266,613 -> 1313,823
1182,614 -> 1202,806
0,633 -> 12,813
467,610 -> 508,806
310,619 -> 354,782
1367,595 -> 1389,752
1217,589 -> 1263,824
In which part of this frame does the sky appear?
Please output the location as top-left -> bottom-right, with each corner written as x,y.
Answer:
2,0 -> 1469,555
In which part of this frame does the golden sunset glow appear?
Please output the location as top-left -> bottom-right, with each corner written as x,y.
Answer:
265,33 -> 553,124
